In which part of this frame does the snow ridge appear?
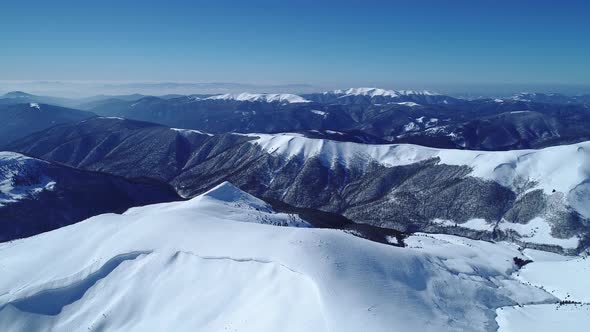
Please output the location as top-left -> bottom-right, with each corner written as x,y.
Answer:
327,87 -> 440,97
0,184 -> 558,331
206,93 -> 311,104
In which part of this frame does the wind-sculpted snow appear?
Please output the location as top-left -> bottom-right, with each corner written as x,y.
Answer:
2,251 -> 150,315
0,184 -> 556,331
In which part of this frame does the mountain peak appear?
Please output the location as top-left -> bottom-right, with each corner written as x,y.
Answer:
200,181 -> 269,210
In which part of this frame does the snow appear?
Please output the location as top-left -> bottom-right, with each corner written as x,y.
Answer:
516,254 -> 590,302
496,304 -> 590,332
396,101 -> 421,107
431,218 -> 494,231
522,248 -> 572,262
329,87 -> 439,98
246,133 -> 590,190
402,122 -> 418,132
0,183 -> 556,332
568,181 -> 590,219
431,216 -> 581,249
310,109 -> 328,118
245,133 -> 590,217
206,93 -> 310,104
498,217 -> 580,249
385,235 -> 398,245
244,133 -> 439,170
495,249 -> 590,332
0,152 -> 56,207
28,103 -> 40,110
171,128 -> 214,137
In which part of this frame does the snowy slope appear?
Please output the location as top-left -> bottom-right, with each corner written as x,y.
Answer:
246,133 -> 590,194
125,182 -> 310,227
0,183 -> 555,332
246,133 -> 590,216
205,93 -> 311,103
0,152 -> 55,207
496,304 -> 590,332
516,251 -> 590,303
495,249 -> 590,331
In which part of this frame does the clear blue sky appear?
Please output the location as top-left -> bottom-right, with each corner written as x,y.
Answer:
1,0 -> 589,88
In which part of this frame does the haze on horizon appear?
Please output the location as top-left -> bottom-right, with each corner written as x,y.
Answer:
1,0 -> 589,97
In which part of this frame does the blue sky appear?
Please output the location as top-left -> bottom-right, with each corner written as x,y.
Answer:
1,0 -> 589,90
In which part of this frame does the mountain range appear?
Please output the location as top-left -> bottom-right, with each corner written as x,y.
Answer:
3,88 -> 589,151
5,116 -> 589,254
1,87 -> 590,330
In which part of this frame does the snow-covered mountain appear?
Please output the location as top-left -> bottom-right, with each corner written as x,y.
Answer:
244,133 -> 590,251
1,182 -> 577,331
305,87 -> 459,105
55,89 -> 590,151
0,151 -> 179,241
331,87 -> 440,97
0,152 -> 56,207
7,117 -> 590,254
205,92 -> 311,104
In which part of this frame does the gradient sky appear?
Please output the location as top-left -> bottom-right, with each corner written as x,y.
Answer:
1,0 -> 589,88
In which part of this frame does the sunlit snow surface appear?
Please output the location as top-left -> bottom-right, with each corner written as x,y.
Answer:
495,249 -> 590,331
0,182 -> 559,332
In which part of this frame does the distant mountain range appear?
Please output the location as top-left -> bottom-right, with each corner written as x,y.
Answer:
2,88 -> 590,151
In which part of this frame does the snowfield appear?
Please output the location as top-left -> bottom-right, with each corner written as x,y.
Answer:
495,249 -> 590,331
0,182 -> 564,332
516,252 -> 590,303
496,304 -> 590,332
